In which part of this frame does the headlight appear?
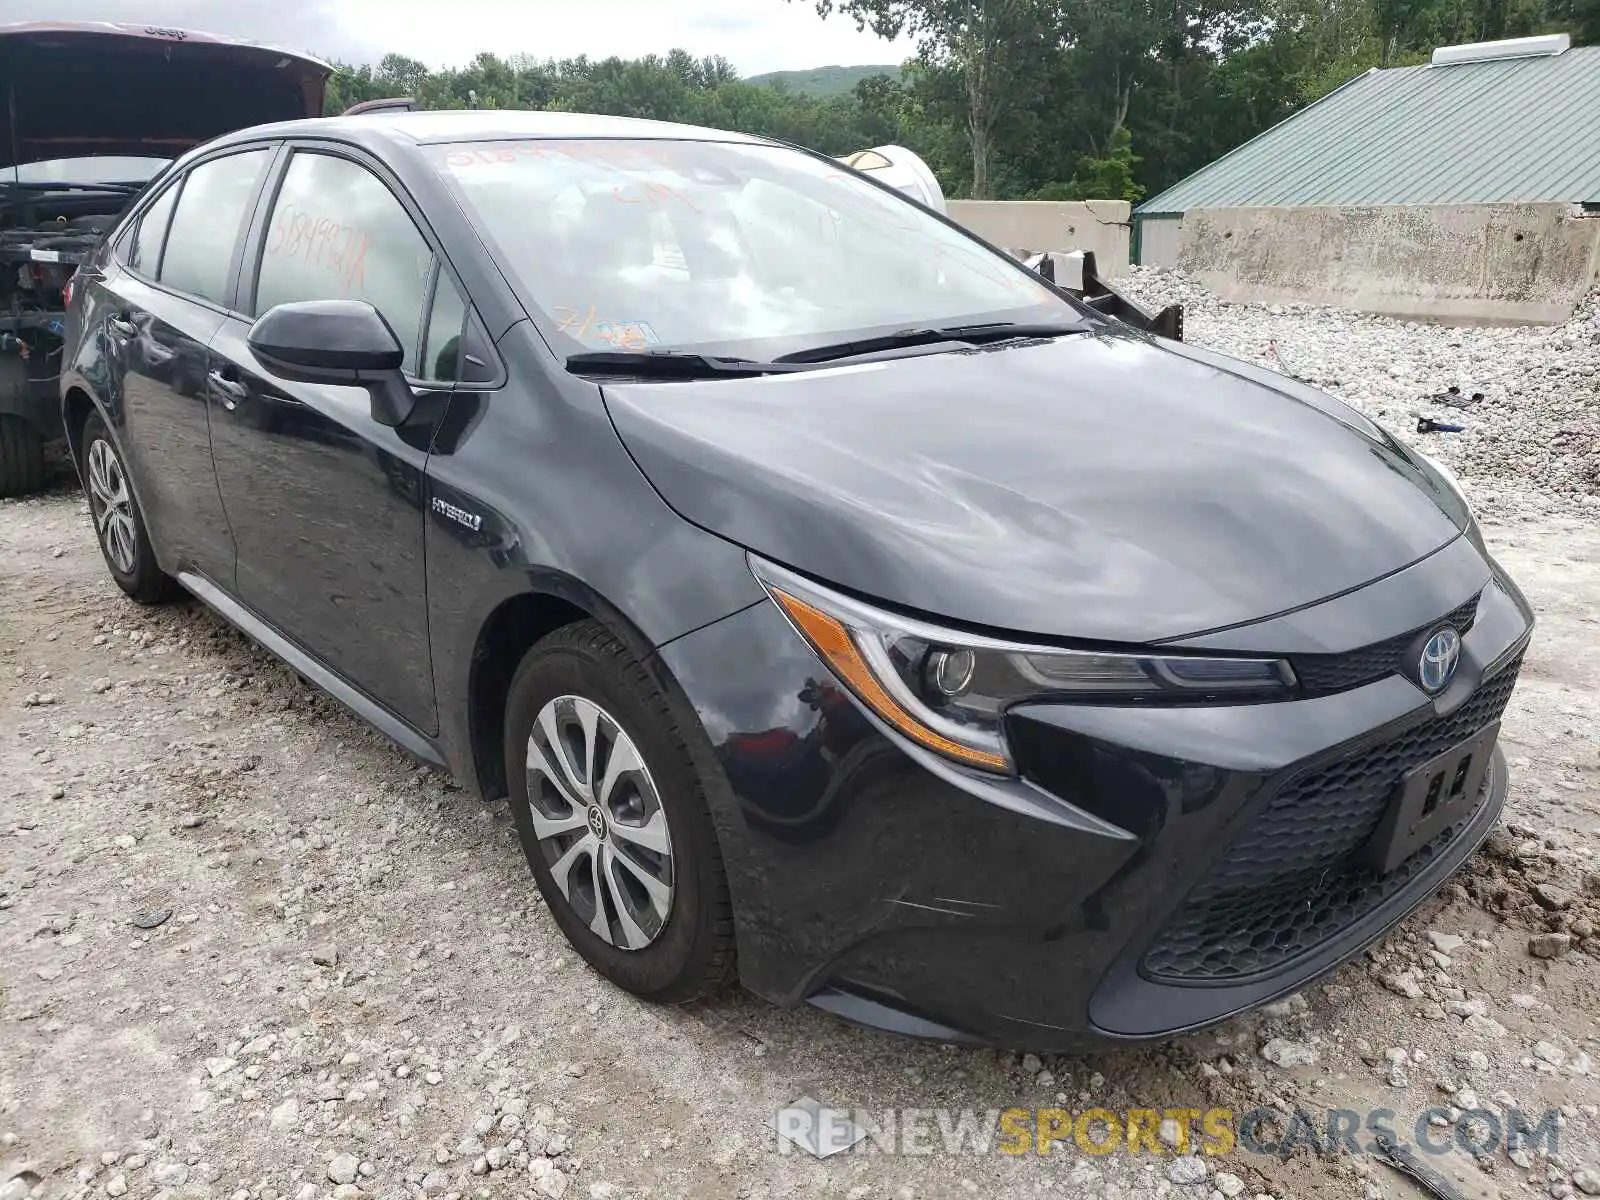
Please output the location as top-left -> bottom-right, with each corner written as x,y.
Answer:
751,557 -> 1296,774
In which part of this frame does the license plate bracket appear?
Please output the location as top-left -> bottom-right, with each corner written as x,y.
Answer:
1361,721 -> 1499,875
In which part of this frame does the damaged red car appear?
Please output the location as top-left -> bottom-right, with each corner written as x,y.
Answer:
0,21 -> 330,495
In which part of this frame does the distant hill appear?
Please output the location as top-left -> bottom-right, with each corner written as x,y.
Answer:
747,64 -> 902,96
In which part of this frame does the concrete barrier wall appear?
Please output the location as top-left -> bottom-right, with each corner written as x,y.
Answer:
948,200 -> 1131,276
1176,203 -> 1600,325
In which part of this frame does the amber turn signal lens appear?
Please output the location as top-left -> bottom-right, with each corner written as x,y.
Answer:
768,587 -> 1011,772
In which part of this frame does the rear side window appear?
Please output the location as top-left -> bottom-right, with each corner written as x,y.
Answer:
256,152 -> 434,376
127,183 -> 179,276
159,149 -> 272,306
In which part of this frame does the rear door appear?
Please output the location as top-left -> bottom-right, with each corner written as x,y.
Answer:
87,146 -> 274,579
207,145 -> 465,734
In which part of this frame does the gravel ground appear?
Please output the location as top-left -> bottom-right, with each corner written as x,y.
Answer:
3,278 -> 1599,1200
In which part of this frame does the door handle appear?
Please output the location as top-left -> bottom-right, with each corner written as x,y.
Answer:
207,369 -> 249,410
107,314 -> 137,340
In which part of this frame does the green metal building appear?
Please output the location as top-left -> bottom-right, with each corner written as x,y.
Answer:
1134,34 -> 1600,266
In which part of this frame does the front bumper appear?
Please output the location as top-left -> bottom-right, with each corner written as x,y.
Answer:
656,546 -> 1533,1050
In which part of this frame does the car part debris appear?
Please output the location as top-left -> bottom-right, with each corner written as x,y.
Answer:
1425,385 -> 1484,409
1416,416 -> 1466,434
1370,1130 -> 1470,1200
1022,249 -> 1184,342
130,907 -> 172,930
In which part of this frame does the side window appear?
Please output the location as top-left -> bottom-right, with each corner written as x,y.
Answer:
159,149 -> 272,306
126,183 -> 179,276
256,152 -> 434,376
421,275 -> 467,383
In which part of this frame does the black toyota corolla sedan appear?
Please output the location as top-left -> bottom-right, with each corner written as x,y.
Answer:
59,109 -> 1533,1049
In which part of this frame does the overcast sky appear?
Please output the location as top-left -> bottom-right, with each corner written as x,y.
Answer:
9,0 -> 914,76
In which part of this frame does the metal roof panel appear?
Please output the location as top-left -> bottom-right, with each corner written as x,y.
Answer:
1139,45 -> 1600,213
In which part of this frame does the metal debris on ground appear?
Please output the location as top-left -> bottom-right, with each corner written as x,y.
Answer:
130,907 -> 172,930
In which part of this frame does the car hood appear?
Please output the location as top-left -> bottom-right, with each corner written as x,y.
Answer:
0,22 -> 328,168
602,329 -> 1472,645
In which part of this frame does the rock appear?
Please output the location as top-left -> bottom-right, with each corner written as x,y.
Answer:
1534,1041 -> 1567,1067
1167,1156 -> 1209,1185
328,1154 -> 360,1185
1533,883 -> 1575,911
529,1160 -> 568,1199
332,1187 -> 362,1200
1261,1038 -> 1319,1068
1464,1014 -> 1508,1038
1529,933 -> 1573,959
1380,970 -> 1426,999
311,944 -> 339,967
153,1164 -> 189,1187
105,1175 -> 128,1198
1020,1053 -> 1043,1073
1214,1173 -> 1246,1198
270,1097 -> 300,1129
485,1147 -> 508,1171
1454,1050 -> 1490,1071
0,1180 -> 29,1200
1572,1170 -> 1600,1196
1427,931 -> 1466,954
420,1172 -> 450,1196
1447,998 -> 1489,1018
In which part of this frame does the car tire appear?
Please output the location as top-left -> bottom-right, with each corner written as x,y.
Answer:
0,413 -> 46,499
504,620 -> 736,1002
80,413 -> 180,604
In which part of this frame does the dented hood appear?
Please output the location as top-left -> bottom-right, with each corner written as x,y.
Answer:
0,22 -> 328,169
602,330 -> 1472,645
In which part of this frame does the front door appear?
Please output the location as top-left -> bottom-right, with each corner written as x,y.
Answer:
207,148 -> 464,734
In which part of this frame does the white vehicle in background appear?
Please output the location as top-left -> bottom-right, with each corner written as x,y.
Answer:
839,144 -> 947,213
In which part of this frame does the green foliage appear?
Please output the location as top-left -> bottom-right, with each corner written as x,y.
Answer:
323,0 -> 1594,206
1031,128 -> 1145,202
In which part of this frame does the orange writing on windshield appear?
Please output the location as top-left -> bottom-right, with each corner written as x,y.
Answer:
610,181 -> 700,212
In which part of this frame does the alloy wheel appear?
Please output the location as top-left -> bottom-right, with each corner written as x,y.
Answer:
525,695 -> 676,950
87,439 -> 138,574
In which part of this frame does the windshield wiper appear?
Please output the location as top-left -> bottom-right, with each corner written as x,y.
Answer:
773,320 -> 1089,365
565,350 -> 807,379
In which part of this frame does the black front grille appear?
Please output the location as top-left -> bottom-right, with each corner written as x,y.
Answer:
1141,655 -> 1520,984
1291,593 -> 1481,696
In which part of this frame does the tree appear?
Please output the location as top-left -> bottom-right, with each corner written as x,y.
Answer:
1032,126 -> 1146,201
800,0 -> 1055,197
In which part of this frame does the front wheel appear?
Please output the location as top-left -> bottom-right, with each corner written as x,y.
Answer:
80,414 -> 179,604
505,620 -> 736,1002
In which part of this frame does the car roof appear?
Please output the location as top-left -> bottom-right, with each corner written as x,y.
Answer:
212,108 -> 772,152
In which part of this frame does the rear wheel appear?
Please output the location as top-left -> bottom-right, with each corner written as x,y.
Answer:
0,413 -> 46,499
80,414 -> 179,604
505,620 -> 736,1002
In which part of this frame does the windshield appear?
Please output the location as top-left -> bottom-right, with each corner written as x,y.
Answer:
428,138 -> 1086,360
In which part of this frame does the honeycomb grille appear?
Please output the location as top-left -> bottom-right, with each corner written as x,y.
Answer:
1141,655 -> 1520,983
1290,594 -> 1481,696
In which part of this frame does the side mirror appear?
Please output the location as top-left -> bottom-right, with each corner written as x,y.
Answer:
247,300 -> 415,427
